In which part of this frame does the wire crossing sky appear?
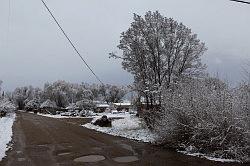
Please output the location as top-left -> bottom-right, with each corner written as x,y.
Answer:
0,0 -> 249,91
40,0 -> 104,85
230,0 -> 250,4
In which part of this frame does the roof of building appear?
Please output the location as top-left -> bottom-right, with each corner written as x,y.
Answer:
113,102 -> 132,106
96,104 -> 110,108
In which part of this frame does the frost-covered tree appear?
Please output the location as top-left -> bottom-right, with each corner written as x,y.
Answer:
0,80 -> 5,100
87,84 -> 127,103
42,81 -> 70,108
111,11 -> 206,107
13,86 -> 34,110
88,84 -> 101,100
11,81 -> 127,109
25,98 -> 40,111
105,85 -> 127,103
0,80 -> 2,92
243,60 -> 250,83
151,76 -> 250,162
76,99 -> 95,110
0,98 -> 16,113
41,80 -> 95,108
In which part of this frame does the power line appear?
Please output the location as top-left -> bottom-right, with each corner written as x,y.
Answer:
40,0 -> 104,85
230,0 -> 250,4
6,0 -> 11,49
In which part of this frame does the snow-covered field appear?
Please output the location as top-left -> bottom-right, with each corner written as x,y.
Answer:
83,114 -> 158,143
0,113 -> 16,161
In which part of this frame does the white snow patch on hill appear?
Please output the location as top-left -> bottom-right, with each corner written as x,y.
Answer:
0,113 -> 16,161
83,115 -> 158,143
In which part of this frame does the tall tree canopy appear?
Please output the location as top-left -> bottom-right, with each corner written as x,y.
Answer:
111,11 -> 207,106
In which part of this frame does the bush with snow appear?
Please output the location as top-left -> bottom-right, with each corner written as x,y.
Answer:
147,78 -> 249,162
76,99 -> 95,111
0,98 -> 16,114
40,99 -> 57,109
25,98 -> 40,111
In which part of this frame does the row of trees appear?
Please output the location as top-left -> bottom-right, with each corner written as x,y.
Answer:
113,11 -> 249,162
6,81 -> 127,110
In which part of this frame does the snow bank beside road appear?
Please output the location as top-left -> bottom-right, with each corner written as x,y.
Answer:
83,115 -> 158,143
36,112 -> 131,119
178,151 -> 240,163
0,113 -> 16,161
37,113 -> 84,119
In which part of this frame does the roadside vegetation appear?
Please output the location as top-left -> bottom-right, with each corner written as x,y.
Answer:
0,10 -> 249,164
0,81 -> 16,117
0,81 -> 16,161
111,11 -> 250,162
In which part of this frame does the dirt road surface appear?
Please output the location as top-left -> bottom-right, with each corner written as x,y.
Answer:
0,112 -> 246,166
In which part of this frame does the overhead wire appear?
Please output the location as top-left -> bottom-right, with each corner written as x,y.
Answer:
6,0 -> 11,49
40,0 -> 104,85
37,0 -> 249,86
230,0 -> 250,4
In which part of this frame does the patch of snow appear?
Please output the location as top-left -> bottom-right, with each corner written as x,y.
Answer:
96,104 -> 110,108
83,115 -> 157,143
178,151 -> 240,163
0,113 -> 16,161
35,111 -> 132,119
92,112 -> 131,120
36,113 -> 87,119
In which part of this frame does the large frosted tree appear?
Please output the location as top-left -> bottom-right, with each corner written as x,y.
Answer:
111,11 -> 207,107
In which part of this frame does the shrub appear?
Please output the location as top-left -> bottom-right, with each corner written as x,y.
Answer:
147,78 -> 249,162
25,98 -> 40,111
0,98 -> 16,114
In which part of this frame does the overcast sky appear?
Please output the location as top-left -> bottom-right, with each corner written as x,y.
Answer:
0,0 -> 249,91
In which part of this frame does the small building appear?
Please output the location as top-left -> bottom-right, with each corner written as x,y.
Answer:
95,104 -> 110,113
113,102 -> 132,112
65,103 -> 81,111
40,99 -> 58,114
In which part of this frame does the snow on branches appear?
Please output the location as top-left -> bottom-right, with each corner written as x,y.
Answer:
151,77 -> 250,162
0,98 -> 16,113
112,11 -> 207,107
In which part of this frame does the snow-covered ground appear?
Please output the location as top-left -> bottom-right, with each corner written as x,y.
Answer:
178,151 -> 240,163
83,113 -> 240,163
33,112 -> 241,163
36,112 -> 131,119
0,113 -> 16,161
36,113 -> 85,119
36,111 -> 158,142
83,114 -> 158,143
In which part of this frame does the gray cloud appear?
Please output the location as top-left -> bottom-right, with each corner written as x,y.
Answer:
0,0 -> 249,91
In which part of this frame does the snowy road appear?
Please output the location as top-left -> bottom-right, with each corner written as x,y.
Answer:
0,112 -> 247,166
